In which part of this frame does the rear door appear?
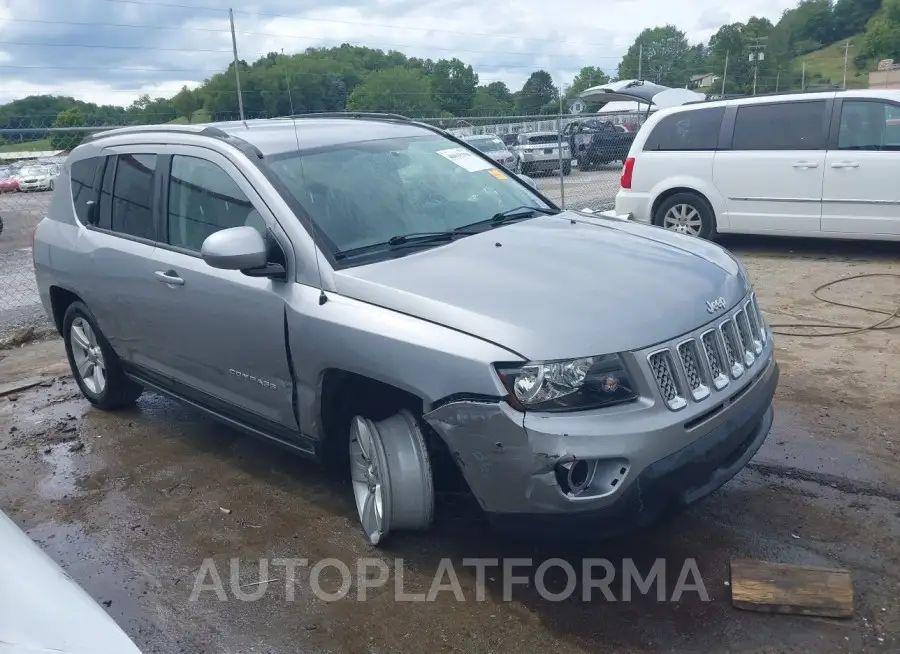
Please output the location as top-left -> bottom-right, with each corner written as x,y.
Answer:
822,97 -> 900,236
713,98 -> 832,235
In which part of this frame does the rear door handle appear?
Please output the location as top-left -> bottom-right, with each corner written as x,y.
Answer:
792,161 -> 819,168
154,270 -> 184,285
830,162 -> 859,169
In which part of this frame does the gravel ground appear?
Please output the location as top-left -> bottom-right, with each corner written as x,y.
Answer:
0,233 -> 898,653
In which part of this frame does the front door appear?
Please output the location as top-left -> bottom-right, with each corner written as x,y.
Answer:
822,97 -> 900,236
713,99 -> 831,235
145,147 -> 297,432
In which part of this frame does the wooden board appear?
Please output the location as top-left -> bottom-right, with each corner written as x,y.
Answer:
0,376 -> 49,398
730,559 -> 853,618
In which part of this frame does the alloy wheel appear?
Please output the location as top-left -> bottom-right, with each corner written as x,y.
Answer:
663,203 -> 703,236
70,317 -> 107,394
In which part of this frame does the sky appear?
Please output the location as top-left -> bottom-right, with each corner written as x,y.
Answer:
0,0 -> 800,107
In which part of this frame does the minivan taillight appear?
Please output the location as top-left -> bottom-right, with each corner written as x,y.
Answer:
620,157 -> 635,189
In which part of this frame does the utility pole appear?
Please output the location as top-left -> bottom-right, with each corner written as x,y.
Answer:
557,91 -> 565,208
721,52 -> 728,97
747,36 -> 767,95
638,42 -> 643,80
229,8 -> 245,121
282,48 -> 294,115
801,61 -> 806,91
775,68 -> 780,92
842,40 -> 851,89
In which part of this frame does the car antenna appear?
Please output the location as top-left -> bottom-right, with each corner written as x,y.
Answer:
290,116 -> 328,305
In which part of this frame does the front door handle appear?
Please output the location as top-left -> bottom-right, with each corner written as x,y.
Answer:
792,161 -> 819,168
154,270 -> 184,285
830,161 -> 859,169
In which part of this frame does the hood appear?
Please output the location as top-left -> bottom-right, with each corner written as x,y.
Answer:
334,213 -> 749,361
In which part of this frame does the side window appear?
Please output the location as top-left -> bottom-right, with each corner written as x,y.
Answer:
69,157 -> 102,224
838,100 -> 900,151
643,107 -> 725,151
167,155 -> 261,252
732,101 -> 826,150
110,154 -> 157,240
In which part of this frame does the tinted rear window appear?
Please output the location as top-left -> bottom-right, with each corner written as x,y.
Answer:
110,154 -> 157,240
70,157 -> 102,224
643,107 -> 725,151
732,101 -> 826,150
527,135 -> 559,144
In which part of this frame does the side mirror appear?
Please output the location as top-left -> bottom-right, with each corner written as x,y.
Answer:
201,226 -> 268,271
518,174 -> 537,189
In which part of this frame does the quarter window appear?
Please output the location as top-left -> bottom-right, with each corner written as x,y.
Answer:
69,157 -> 102,224
838,100 -> 900,150
643,107 -> 725,151
166,156 -> 260,252
110,154 -> 157,240
732,101 -> 826,150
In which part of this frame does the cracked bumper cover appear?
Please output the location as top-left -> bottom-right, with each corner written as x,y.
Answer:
424,356 -> 778,536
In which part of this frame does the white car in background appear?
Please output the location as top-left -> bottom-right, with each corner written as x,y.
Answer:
460,134 -> 517,168
512,131 -> 571,176
16,165 -> 56,192
609,88 -> 900,241
0,510 -> 142,653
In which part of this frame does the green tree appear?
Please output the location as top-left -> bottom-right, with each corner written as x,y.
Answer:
346,67 -> 439,116
485,81 -> 514,106
49,108 -> 87,151
617,25 -> 694,87
567,66 -> 609,98
833,0 -> 883,40
471,86 -> 514,116
516,70 -> 557,114
861,0 -> 900,61
430,58 -> 478,116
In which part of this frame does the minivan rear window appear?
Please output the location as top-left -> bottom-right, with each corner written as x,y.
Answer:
643,107 -> 724,151
732,101 -> 827,150
527,135 -> 559,144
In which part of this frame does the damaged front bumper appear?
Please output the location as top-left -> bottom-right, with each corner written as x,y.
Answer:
424,356 -> 778,538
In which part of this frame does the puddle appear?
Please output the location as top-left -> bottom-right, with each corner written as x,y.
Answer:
39,445 -> 82,500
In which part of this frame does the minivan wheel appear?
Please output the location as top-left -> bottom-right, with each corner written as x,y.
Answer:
654,192 -> 716,240
349,409 -> 434,546
63,301 -> 143,410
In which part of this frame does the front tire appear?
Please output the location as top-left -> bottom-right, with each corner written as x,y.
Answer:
349,409 -> 434,546
63,301 -> 143,410
653,192 -> 717,240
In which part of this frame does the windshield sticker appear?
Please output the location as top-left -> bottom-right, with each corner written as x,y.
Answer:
436,148 -> 495,172
487,168 -> 508,180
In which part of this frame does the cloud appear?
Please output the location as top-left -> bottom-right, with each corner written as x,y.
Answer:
0,0 -> 798,106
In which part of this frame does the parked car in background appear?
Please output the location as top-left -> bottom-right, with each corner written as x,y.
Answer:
0,510 -> 143,653
499,133 -> 520,148
460,134 -> 517,168
34,114 -> 776,547
563,118 -> 636,170
512,131 -> 571,175
16,165 -> 56,192
608,89 -> 900,242
0,166 -> 19,193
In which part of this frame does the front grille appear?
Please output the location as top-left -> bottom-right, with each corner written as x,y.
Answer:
648,350 -> 686,410
645,294 -> 770,411
751,294 -> 768,344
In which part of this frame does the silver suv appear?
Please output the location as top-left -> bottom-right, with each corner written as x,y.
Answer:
33,114 -> 778,545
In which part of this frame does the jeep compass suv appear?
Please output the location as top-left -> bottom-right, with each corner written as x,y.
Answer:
33,114 -> 778,545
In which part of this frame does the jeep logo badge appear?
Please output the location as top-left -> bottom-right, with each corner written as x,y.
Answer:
706,296 -> 728,313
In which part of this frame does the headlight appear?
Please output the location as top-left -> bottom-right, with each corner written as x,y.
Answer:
494,354 -> 637,412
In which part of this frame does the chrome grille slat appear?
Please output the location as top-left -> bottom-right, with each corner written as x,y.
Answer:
720,319 -> 745,379
701,330 -> 729,390
677,340 -> 710,401
739,304 -> 763,356
648,350 -> 686,411
752,294 -> 768,344
734,309 -> 756,366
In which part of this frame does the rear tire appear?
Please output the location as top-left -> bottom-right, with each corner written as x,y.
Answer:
562,162 -> 572,176
63,301 -> 143,410
653,192 -> 717,240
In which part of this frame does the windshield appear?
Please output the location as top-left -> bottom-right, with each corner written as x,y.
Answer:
267,134 -> 551,262
19,166 -> 47,176
465,136 -> 505,152
527,134 -> 560,144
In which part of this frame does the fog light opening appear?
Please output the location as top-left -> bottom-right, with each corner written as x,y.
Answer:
555,459 -> 597,497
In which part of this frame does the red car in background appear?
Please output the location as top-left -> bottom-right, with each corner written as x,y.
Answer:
0,166 -> 20,193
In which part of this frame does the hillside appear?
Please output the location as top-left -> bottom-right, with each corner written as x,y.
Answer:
792,35 -> 868,89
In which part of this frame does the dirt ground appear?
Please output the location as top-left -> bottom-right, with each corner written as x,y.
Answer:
0,235 -> 898,654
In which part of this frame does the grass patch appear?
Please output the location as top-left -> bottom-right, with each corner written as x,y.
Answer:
0,138 -> 53,153
793,36 -> 868,89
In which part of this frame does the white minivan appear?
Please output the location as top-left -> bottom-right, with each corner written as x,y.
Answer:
608,89 -> 900,241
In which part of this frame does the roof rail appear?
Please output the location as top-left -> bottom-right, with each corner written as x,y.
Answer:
684,88 -> 846,105
80,124 -> 262,158
277,112 -> 413,122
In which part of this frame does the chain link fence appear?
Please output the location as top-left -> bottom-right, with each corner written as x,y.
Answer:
0,114 -> 637,336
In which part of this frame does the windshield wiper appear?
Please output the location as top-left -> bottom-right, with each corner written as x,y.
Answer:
453,205 -> 559,233
334,230 -> 475,260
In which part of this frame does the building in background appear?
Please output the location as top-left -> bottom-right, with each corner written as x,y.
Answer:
869,59 -> 900,89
